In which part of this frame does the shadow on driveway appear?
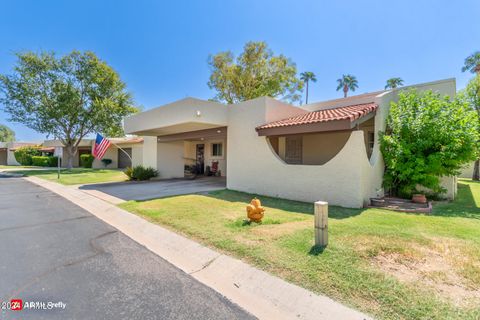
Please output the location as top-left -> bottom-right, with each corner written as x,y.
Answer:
79,177 -> 226,201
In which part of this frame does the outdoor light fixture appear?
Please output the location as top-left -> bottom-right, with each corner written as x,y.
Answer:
195,110 -> 201,117
217,130 -> 221,133
200,137 -> 205,140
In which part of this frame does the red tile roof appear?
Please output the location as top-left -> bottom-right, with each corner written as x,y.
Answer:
256,102 -> 378,130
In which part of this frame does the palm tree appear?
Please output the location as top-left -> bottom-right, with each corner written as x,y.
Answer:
385,77 -> 404,89
462,51 -> 480,74
300,71 -> 317,104
336,74 -> 358,98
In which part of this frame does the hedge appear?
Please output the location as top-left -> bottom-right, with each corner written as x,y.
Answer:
80,154 -> 94,168
31,156 -> 59,167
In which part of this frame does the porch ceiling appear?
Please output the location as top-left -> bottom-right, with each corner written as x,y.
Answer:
157,126 -> 227,142
133,122 -> 224,136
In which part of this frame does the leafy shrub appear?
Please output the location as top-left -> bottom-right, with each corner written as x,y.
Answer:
48,156 -> 59,167
80,154 -> 94,168
101,158 -> 112,167
31,156 -> 59,167
31,156 -> 50,167
124,166 -> 133,179
380,90 -> 479,197
14,146 -> 41,165
124,165 -> 158,181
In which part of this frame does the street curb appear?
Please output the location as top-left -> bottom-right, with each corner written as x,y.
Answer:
24,176 -> 372,320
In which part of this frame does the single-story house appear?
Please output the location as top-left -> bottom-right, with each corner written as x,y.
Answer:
124,78 -> 457,208
1,141 -> 42,165
42,137 -> 143,169
4,137 -> 143,169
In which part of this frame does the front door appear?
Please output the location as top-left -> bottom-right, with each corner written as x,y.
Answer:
196,144 -> 205,174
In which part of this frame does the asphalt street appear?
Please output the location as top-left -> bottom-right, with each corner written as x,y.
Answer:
0,175 -> 255,320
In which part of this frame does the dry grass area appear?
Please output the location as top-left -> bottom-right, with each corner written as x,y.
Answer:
120,179 -> 480,319
372,238 -> 480,308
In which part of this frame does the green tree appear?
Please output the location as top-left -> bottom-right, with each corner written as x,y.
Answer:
300,71 -> 317,104
0,51 -> 138,168
208,41 -> 303,104
385,77 -> 404,89
0,124 -> 15,142
462,51 -> 480,74
336,74 -> 358,98
380,90 -> 479,197
461,75 -> 480,179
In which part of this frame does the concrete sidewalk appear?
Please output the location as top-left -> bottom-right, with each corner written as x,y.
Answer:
24,176 -> 372,320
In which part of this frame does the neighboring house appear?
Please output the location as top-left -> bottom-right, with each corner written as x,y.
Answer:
4,137 -> 143,169
459,162 -> 475,179
0,142 -> 7,165
2,141 -> 42,165
42,137 -> 144,169
124,78 -> 457,208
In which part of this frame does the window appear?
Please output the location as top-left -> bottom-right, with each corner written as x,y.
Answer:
285,136 -> 303,164
212,143 -> 223,157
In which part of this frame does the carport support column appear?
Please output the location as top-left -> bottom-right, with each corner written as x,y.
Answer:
142,136 -> 158,169
314,201 -> 328,247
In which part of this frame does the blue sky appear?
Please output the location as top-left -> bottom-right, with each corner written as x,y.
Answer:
1,0 -> 479,140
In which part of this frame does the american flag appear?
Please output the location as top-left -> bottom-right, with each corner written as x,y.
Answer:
92,134 -> 111,159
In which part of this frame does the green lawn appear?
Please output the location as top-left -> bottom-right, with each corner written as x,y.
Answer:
120,179 -> 480,320
14,168 -> 128,185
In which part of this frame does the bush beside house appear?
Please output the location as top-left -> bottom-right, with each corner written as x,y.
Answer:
31,156 -> 55,167
380,90 -> 479,198
125,165 -> 158,181
14,146 -> 41,165
80,154 -> 94,168
101,158 -> 112,167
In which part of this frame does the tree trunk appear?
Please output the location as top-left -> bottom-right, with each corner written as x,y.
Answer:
473,159 -> 480,180
305,81 -> 309,104
343,85 -> 348,98
65,144 -> 78,170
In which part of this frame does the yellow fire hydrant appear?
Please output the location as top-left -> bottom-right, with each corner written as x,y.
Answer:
246,198 -> 265,222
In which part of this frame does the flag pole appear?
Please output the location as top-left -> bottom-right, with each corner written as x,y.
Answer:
111,142 -> 133,163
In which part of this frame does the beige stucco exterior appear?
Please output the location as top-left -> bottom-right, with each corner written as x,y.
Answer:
123,78 -> 457,208
41,138 -> 143,168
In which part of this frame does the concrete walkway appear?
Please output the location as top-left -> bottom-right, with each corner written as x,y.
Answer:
77,177 -> 226,204
25,176 -> 372,320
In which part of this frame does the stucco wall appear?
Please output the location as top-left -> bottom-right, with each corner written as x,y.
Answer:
124,98 -> 228,135
92,147 -> 117,169
459,162 -> 474,179
227,97 -> 370,207
132,145 -> 143,167
157,141 -> 184,179
90,143 -> 142,169
142,136 -> 158,169
302,132 -> 352,165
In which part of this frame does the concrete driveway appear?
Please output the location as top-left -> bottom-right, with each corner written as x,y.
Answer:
0,176 -> 253,320
78,177 -> 226,202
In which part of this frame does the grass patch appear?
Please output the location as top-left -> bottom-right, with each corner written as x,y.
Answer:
119,182 -> 480,319
15,168 -> 127,185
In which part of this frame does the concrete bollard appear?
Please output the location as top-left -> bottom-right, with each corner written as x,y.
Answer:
314,201 -> 328,247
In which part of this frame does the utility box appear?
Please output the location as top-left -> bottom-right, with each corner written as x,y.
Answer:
314,201 -> 328,247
